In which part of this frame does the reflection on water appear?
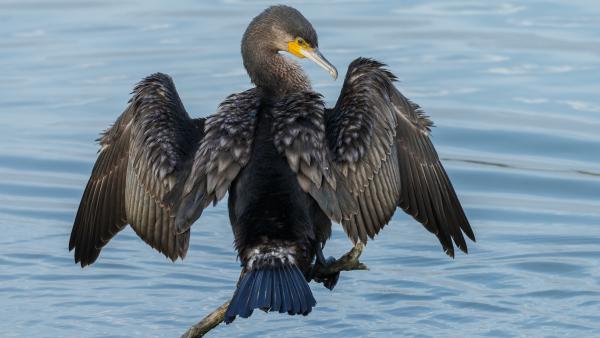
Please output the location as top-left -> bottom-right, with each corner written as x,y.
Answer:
1,1 -> 600,337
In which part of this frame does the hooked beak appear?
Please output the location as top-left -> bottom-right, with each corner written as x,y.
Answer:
300,48 -> 338,80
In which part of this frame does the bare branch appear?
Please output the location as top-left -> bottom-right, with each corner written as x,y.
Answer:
180,301 -> 231,338
181,242 -> 367,338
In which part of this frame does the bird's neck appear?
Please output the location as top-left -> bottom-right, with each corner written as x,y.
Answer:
243,49 -> 311,98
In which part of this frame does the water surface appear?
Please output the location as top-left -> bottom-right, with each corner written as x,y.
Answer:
1,1 -> 600,337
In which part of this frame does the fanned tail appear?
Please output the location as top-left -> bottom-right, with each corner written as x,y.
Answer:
224,264 -> 316,323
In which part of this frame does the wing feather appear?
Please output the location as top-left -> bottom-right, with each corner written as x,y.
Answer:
270,91 -> 356,224
69,73 -> 203,266
326,58 -> 475,256
172,89 -> 260,232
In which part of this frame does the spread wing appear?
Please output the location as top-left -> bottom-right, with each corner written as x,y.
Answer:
69,73 -> 203,266
326,58 -> 475,256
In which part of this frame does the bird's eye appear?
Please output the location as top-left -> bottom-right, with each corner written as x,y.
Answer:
297,38 -> 305,45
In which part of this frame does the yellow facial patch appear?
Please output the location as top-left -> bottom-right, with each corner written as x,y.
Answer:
287,37 -> 313,58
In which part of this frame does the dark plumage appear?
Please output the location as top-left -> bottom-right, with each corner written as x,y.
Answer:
69,4 -> 475,323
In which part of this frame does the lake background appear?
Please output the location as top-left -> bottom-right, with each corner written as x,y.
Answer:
2,0 -> 600,337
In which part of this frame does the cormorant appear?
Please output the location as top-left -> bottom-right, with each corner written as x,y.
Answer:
69,5 -> 475,323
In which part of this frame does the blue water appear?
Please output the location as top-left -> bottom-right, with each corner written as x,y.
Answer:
2,1 -> 600,337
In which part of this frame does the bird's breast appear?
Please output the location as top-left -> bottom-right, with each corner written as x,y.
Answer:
228,109 -> 316,253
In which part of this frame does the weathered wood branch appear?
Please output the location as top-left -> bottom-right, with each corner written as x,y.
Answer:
180,242 -> 367,338
180,301 -> 231,338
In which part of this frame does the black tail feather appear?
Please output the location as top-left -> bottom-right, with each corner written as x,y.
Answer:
225,264 -> 316,323
273,270 -> 284,313
286,265 -> 302,314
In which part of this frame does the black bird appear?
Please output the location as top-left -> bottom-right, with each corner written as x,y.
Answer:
69,5 -> 475,323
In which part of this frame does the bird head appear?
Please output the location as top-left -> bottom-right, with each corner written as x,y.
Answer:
242,5 -> 338,80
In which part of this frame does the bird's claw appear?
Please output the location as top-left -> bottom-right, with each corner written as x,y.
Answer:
311,256 -> 340,291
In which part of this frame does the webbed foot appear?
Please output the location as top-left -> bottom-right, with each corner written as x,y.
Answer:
309,246 -> 341,290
